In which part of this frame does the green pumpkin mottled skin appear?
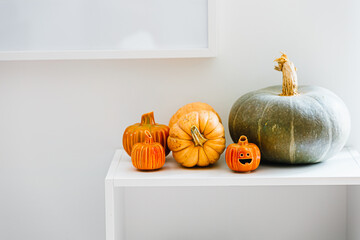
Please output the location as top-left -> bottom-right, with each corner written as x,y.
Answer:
229,85 -> 351,164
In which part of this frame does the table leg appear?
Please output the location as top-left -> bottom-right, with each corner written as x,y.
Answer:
347,185 -> 360,240
106,179 -> 115,240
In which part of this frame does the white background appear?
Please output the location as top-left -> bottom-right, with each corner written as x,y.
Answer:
1,0 -> 360,240
0,0 -> 208,51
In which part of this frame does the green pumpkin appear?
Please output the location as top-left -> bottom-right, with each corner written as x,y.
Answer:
229,54 -> 351,164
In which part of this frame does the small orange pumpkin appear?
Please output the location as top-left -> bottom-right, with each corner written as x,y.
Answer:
123,112 -> 170,156
131,130 -> 165,170
225,135 -> 261,172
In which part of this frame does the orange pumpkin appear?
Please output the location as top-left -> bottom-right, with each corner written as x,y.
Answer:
123,112 -> 170,156
168,102 -> 221,128
225,135 -> 261,172
167,110 -> 226,167
131,130 -> 165,170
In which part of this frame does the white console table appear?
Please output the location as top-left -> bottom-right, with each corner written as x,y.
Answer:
105,147 -> 360,240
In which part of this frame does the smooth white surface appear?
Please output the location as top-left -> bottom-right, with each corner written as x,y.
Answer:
0,0 -> 215,59
122,186 -> 346,240
109,147 -> 360,186
0,49 -> 216,60
1,1 -> 360,240
348,186 -> 360,240
105,150 -> 122,240
106,148 -> 357,239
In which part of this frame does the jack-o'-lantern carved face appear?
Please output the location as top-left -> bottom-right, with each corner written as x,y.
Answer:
238,149 -> 253,165
225,136 -> 261,172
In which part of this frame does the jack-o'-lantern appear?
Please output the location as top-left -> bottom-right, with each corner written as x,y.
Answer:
225,135 -> 260,172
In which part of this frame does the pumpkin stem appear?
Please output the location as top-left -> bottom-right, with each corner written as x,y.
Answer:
191,125 -> 207,147
144,130 -> 153,144
274,53 -> 299,96
238,135 -> 248,146
141,112 -> 156,125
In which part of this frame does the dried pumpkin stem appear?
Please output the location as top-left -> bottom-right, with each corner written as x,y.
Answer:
274,53 -> 299,96
191,125 -> 207,147
238,135 -> 248,146
141,112 -> 156,125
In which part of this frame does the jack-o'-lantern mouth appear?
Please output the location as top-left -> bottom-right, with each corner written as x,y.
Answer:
239,158 -> 252,165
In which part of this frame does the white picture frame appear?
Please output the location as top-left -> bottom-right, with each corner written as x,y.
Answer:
0,0 -> 216,61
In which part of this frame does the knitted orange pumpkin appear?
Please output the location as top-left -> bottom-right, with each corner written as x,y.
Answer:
131,130 -> 165,170
225,135 -> 261,172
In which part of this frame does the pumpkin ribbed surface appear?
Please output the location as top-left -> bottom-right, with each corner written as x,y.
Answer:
225,135 -> 261,172
168,110 -> 226,167
123,112 -> 170,156
168,102 -> 221,128
131,131 -> 165,170
229,54 -> 350,164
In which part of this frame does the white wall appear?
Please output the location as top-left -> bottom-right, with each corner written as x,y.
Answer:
1,0 -> 360,240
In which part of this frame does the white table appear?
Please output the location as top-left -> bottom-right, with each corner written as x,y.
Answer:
105,147 -> 360,240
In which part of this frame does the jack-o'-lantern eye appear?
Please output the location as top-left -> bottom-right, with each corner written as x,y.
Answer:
240,153 -> 244,157
246,153 -> 250,157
